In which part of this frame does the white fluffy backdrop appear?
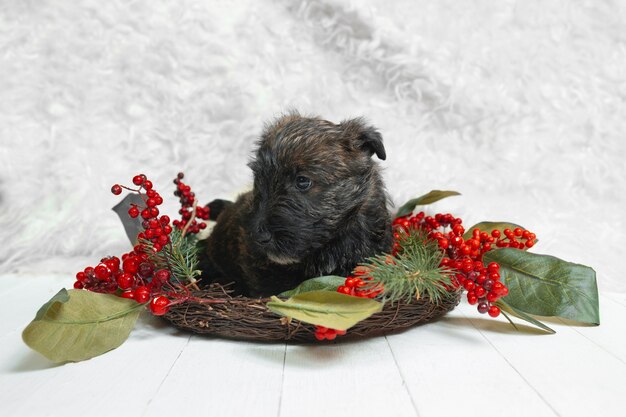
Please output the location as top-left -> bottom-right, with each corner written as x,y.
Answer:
1,0 -> 624,292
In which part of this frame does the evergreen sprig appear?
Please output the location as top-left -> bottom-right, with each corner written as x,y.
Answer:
362,229 -> 455,305
140,228 -> 201,286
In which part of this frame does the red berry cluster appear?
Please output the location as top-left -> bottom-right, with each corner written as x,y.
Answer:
72,250 -> 172,316
74,172 -> 217,317
172,172 -> 209,234
392,212 -> 536,318
336,274 -> 382,299
314,326 -> 346,341
112,174 -> 173,252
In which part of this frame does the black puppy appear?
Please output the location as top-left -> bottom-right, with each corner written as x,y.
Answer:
198,113 -> 392,297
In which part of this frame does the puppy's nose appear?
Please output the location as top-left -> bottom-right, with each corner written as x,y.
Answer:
256,230 -> 272,244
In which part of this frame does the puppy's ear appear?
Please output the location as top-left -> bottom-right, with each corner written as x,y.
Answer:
340,118 -> 386,160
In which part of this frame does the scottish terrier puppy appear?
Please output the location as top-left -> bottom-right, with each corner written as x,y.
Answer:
199,113 -> 392,297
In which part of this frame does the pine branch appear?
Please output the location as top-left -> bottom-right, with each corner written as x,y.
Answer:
362,229 -> 455,305
140,228 -> 201,287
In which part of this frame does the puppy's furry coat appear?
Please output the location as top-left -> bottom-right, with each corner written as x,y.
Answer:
199,113 -> 392,297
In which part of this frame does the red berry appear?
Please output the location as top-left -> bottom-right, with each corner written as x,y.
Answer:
73,281 -> 84,289
104,259 -> 119,274
116,272 -> 134,290
467,293 -> 478,305
154,269 -> 171,282
122,257 -> 139,274
477,302 -> 489,314
94,263 -> 111,280
487,262 -> 499,273
135,286 -> 150,303
120,291 -> 135,299
452,224 -> 465,236
488,272 -> 501,281
143,180 -> 153,190
128,206 -> 140,218
513,227 -> 523,237
149,296 -> 170,316
132,175 -> 144,186
475,286 -> 486,298
137,262 -> 155,279
111,184 -> 122,195
491,230 -> 501,238
488,305 -> 501,318
337,286 -> 351,295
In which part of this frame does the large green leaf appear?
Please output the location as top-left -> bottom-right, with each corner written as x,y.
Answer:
279,276 -> 345,297
395,190 -> 461,218
484,249 -> 599,325
495,299 -> 555,334
23,289 -> 143,363
267,290 -> 383,330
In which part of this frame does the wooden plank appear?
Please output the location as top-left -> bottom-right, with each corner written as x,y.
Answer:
555,295 -> 626,364
1,313 -> 192,417
0,273 -> 33,296
460,304 -> 626,417
144,337 -> 286,417
603,291 -> 626,308
386,305 -> 558,417
0,274 -> 69,335
279,337 -> 417,417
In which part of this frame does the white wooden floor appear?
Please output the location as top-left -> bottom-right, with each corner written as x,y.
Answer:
2,273 -> 625,417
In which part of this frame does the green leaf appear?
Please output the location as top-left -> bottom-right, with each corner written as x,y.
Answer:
33,288 -> 70,320
462,221 -> 525,241
23,289 -> 143,363
496,299 -> 555,334
267,290 -> 383,330
484,249 -> 599,325
395,190 -> 461,218
279,276 -> 346,297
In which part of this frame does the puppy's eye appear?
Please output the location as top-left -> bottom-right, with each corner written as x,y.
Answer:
295,176 -> 312,191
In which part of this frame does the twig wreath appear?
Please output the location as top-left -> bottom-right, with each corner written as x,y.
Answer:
23,173 -> 599,362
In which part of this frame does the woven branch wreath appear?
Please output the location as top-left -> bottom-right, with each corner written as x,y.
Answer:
22,173 -> 598,363
164,284 -> 461,342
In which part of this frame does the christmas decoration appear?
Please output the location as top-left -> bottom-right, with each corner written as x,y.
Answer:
21,178 -> 599,363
